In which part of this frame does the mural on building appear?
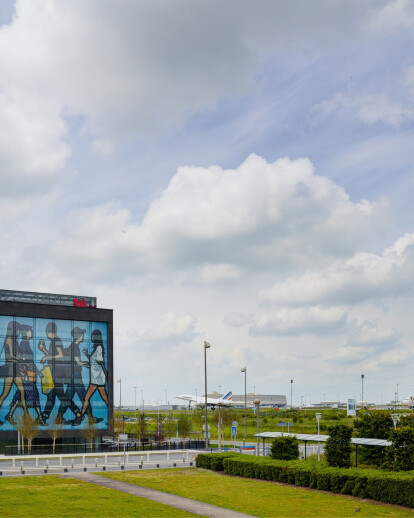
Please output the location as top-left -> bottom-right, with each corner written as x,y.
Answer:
0,316 -> 108,430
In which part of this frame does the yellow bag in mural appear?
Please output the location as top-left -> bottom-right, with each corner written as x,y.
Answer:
40,366 -> 54,394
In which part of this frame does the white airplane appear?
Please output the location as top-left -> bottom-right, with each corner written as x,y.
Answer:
174,391 -> 237,410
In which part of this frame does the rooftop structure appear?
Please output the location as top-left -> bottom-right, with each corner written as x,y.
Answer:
0,289 -> 97,307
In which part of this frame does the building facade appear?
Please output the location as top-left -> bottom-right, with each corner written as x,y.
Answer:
0,290 -> 113,440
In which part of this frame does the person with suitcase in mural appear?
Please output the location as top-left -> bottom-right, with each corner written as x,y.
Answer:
5,324 -> 45,425
40,322 -> 83,425
0,321 -> 28,425
58,327 -> 103,424
72,328 -> 108,426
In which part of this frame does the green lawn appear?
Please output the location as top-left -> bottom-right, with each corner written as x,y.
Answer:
101,468 -> 414,517
0,475 -> 200,518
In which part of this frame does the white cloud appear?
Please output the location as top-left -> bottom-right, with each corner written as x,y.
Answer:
144,311 -> 198,344
0,91 -> 69,203
48,154 -> 387,282
250,306 -> 349,336
224,313 -> 253,327
371,0 -> 414,32
200,264 -> 244,284
91,138 -> 115,157
259,233 -> 414,307
0,0 -> 387,208
346,319 -> 401,348
316,92 -> 413,126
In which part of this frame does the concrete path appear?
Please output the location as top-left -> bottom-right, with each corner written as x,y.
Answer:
63,472 -> 255,518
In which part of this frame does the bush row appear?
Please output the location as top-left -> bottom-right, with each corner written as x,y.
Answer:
196,452 -> 237,471
196,453 -> 414,508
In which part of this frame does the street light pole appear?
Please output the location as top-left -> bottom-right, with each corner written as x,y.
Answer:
204,341 -> 210,449
254,398 -> 260,455
315,413 -> 322,462
290,379 -> 293,410
218,402 -> 222,451
396,383 -> 399,409
241,367 -> 247,445
116,378 -> 122,409
361,374 -> 364,408
140,389 -> 144,414
134,386 -> 138,420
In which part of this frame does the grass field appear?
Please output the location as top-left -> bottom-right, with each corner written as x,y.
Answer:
0,475 -> 200,518
101,468 -> 414,517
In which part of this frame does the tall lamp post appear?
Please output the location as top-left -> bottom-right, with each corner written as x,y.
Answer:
116,378 -> 122,410
396,383 -> 399,409
217,402 -> 223,451
315,412 -> 322,462
140,389 -> 144,414
290,379 -> 293,410
241,367 -> 247,445
361,374 -> 364,408
204,341 -> 210,449
254,398 -> 260,455
134,386 -> 138,420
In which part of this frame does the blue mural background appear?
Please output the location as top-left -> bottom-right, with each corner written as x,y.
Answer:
0,315 -> 108,430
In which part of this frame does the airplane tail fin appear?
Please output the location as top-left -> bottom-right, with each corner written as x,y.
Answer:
222,391 -> 232,401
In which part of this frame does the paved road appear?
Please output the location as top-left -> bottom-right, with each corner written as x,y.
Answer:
64,471 -> 255,518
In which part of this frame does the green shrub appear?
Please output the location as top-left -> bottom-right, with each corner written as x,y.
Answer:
196,452 -> 236,471
355,412 -> 393,466
270,436 -> 299,461
386,426 -> 414,471
217,455 -> 414,508
325,424 -> 352,468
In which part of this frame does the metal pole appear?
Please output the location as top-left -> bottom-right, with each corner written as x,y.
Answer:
218,403 -> 222,451
290,380 -> 293,410
241,367 -> 247,445
315,413 -> 321,462
204,341 -> 210,449
134,386 -> 138,420
361,374 -> 364,408
254,398 -> 260,455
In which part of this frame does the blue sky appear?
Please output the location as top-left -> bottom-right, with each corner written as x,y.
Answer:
0,0 -> 414,406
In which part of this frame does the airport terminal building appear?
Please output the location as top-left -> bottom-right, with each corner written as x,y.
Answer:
231,394 -> 287,407
0,289 -> 113,441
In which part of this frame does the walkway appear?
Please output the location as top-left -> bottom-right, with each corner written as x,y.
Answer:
63,472 -> 254,518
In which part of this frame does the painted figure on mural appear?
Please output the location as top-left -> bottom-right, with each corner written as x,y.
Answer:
0,322 -> 28,424
58,327 -> 103,424
6,325 -> 45,425
72,329 -> 108,426
40,322 -> 83,425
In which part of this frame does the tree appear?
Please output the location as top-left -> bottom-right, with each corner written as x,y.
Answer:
221,409 -> 237,440
191,411 -> 204,436
355,412 -> 393,466
163,420 -> 178,443
137,412 -> 148,444
270,436 -> 299,460
155,414 -> 165,442
177,414 -> 192,439
17,414 -> 39,455
47,413 -> 64,454
325,424 -> 352,468
386,426 -> 414,471
81,415 -> 98,451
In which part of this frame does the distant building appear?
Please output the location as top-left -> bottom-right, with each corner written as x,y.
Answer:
231,394 -> 287,407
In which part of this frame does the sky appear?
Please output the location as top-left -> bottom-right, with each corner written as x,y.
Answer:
0,0 -> 414,407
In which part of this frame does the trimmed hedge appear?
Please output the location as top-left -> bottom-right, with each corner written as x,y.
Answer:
196,452 -> 237,471
197,453 -> 414,508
